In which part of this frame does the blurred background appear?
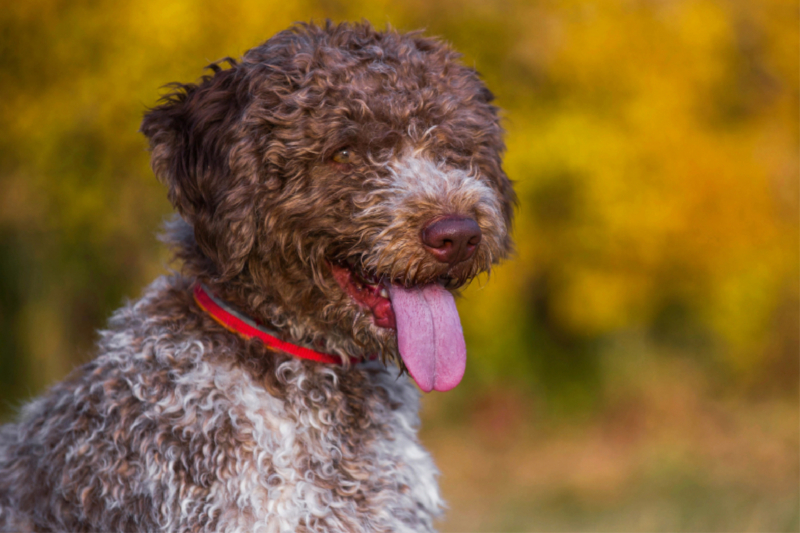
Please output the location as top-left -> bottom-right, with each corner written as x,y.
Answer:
0,0 -> 797,530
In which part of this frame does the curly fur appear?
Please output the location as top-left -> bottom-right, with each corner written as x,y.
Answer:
0,20 -> 515,532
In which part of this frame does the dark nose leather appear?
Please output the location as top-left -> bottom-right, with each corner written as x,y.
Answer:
421,216 -> 482,265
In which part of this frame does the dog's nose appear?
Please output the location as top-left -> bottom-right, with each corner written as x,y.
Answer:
421,216 -> 482,265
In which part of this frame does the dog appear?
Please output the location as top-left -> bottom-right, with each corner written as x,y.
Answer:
0,21 -> 515,532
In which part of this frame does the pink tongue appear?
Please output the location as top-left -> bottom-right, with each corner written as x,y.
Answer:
387,284 -> 466,392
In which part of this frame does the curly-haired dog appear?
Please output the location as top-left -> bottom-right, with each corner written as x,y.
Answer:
0,21 -> 515,532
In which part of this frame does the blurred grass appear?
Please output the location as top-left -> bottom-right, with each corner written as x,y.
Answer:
0,0 -> 797,530
422,354 -> 799,531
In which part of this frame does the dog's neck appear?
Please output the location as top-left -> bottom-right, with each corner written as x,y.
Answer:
193,282 -> 359,365
162,215 -> 391,363
197,272 -> 338,351
163,217 -> 317,344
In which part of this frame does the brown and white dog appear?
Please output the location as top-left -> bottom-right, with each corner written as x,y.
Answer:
0,21 -> 515,532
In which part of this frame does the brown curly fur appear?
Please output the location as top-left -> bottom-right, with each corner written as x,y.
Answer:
0,20 -> 515,532
141,20 -> 515,368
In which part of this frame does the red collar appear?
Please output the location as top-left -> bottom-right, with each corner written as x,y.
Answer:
193,283 -> 350,365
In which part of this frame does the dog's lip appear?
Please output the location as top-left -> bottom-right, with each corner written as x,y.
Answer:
330,262 -> 396,329
329,259 -> 466,329
334,258 -> 464,290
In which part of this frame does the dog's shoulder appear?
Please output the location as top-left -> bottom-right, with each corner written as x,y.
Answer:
0,275 -> 241,530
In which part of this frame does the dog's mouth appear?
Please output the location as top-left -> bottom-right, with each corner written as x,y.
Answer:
330,261 -> 467,392
330,262 -> 397,329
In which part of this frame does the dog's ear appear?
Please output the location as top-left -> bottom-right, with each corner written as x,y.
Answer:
141,59 -> 259,280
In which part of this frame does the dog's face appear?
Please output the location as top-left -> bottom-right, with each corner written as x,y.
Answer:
142,22 -> 515,391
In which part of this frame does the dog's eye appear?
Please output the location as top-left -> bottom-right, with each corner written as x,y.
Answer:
331,148 -> 354,165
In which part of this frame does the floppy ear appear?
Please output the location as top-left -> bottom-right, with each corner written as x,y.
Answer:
141,59 -> 258,280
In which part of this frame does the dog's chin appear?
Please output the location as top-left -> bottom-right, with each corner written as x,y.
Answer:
326,261 -> 400,363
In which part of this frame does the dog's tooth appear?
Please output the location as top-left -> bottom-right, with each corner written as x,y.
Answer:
379,287 -> 389,299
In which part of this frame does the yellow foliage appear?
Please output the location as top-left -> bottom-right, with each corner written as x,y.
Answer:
0,0 -> 796,399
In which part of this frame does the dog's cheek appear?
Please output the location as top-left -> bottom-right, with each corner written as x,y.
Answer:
478,151 -> 517,238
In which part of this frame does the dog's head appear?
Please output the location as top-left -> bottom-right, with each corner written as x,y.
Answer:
141,21 -> 515,391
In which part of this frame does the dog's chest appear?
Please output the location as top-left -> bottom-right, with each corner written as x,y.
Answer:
200,358 -> 443,533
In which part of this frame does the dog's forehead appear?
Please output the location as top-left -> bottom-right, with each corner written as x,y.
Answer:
239,24 -> 505,188
306,58 -> 495,154
249,26 -> 485,110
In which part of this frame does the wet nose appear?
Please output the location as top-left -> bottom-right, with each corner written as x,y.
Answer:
421,216 -> 482,265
